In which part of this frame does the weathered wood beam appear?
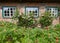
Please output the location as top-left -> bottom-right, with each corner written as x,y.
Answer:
0,0 -> 60,3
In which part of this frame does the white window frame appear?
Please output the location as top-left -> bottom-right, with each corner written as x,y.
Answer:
2,7 -> 16,18
46,7 -> 58,17
25,7 -> 39,17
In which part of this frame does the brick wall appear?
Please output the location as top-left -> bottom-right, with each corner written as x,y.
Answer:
0,3 -> 59,25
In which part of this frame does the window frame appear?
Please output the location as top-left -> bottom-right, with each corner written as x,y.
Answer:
46,6 -> 58,17
25,6 -> 39,18
2,6 -> 16,18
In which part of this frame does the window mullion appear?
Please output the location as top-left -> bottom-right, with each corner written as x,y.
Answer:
9,8 -> 11,18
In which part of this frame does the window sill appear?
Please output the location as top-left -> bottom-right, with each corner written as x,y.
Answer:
3,17 -> 13,19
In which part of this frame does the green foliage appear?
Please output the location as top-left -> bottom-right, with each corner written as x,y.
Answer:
18,15 -> 36,28
0,21 -> 60,43
12,9 -> 20,20
57,7 -> 60,16
39,12 -> 53,27
54,24 -> 60,30
12,9 -> 36,28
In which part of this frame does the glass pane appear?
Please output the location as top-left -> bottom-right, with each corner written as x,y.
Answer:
34,14 -> 37,16
29,11 -> 32,13
49,8 -> 51,10
34,10 -> 37,13
4,11 -> 6,13
52,11 -> 54,13
52,14 -> 54,16
10,8 -> 12,10
11,13 -> 13,16
11,11 -> 13,13
26,7 -> 38,17
47,7 -> 58,17
7,11 -> 9,13
4,8 -> 8,11
7,14 -> 9,16
13,8 -> 15,10
5,13 -> 6,16
3,7 -> 16,17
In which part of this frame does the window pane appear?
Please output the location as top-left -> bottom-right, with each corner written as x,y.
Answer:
26,7 -> 38,17
11,13 -> 13,16
4,11 -> 6,13
33,10 -> 37,13
34,14 -> 37,16
7,14 -> 9,16
5,13 -> 7,16
10,8 -> 12,10
4,8 -> 8,11
7,11 -> 9,13
3,7 -> 16,18
47,7 -> 58,17
13,8 -> 15,10
11,11 -> 13,13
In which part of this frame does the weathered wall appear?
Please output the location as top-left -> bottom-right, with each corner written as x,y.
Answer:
0,3 -> 59,25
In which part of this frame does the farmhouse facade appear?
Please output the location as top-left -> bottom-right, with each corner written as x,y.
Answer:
0,1 -> 60,25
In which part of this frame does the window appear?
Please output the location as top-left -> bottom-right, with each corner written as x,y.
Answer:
25,7 -> 39,17
2,7 -> 16,18
46,7 -> 58,17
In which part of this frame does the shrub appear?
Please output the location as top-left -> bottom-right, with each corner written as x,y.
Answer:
0,21 -> 60,43
12,9 -> 36,28
54,24 -> 60,30
39,12 -> 53,28
0,23 -> 60,43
